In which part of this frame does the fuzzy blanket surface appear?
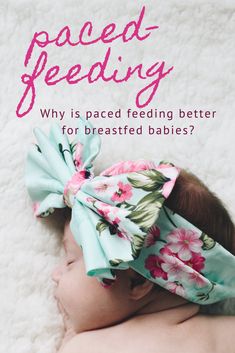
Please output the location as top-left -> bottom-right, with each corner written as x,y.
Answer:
0,1 -> 235,352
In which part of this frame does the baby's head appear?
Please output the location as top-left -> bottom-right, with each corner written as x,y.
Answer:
52,169 -> 235,334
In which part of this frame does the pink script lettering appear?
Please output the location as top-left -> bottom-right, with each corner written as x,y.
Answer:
17,6 -> 173,118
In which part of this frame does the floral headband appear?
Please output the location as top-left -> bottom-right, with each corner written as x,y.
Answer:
25,117 -> 235,304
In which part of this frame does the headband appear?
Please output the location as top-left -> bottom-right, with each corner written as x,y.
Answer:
25,117 -> 235,304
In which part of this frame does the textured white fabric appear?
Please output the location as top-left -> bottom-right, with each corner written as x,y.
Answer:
0,1 -> 234,352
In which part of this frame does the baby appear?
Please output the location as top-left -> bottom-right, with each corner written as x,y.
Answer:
52,169 -> 235,353
25,120 -> 235,353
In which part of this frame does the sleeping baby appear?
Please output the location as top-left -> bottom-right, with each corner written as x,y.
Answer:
25,118 -> 235,353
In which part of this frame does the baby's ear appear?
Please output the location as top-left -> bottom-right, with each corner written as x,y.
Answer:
128,270 -> 154,301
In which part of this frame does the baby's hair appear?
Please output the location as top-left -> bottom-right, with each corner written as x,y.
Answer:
165,169 -> 235,255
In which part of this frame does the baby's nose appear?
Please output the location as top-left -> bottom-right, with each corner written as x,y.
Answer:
51,263 -> 65,283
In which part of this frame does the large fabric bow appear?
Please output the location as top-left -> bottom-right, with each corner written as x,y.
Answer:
26,117 -> 235,304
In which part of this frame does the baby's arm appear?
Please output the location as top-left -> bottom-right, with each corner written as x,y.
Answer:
209,315 -> 235,352
181,313 -> 235,353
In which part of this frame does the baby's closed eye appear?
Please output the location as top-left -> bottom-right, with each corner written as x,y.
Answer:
65,253 -> 79,266
66,258 -> 76,266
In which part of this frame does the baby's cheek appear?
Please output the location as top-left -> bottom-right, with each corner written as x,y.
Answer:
62,269 -> 83,301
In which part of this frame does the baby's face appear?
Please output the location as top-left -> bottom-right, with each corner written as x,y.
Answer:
52,222 -> 132,333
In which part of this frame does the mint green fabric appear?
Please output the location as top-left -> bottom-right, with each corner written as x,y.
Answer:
25,117 -> 235,304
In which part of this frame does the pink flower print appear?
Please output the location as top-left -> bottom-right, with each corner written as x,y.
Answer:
64,170 -> 89,207
64,171 -> 87,196
145,255 -> 168,280
74,142 -> 83,169
161,256 -> 185,279
160,245 -> 176,257
166,228 -> 203,261
156,164 -> 180,198
111,182 -> 133,202
95,202 -> 115,218
113,217 -> 121,224
131,160 -> 156,171
187,272 -> 208,287
94,181 -> 112,193
86,197 -> 96,203
162,180 -> 176,199
144,225 -> 160,247
117,228 -> 128,239
96,207 -> 110,220
165,281 -> 185,297
101,210 -> 129,240
108,218 -> 128,240
101,160 -> 156,176
185,252 -> 205,272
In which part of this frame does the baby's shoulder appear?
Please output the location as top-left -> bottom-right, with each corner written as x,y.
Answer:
59,313 -> 235,353
185,313 -> 235,353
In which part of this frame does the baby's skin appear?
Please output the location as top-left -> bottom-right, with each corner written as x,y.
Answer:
52,223 -> 235,353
